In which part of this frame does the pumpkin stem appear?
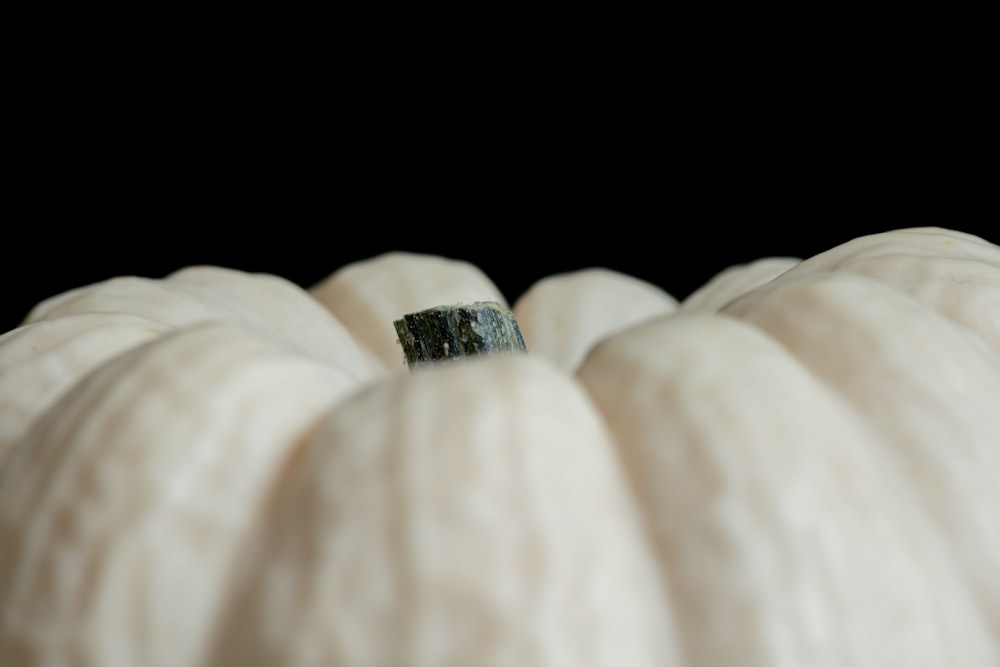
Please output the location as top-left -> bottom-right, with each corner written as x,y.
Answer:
394,301 -> 528,369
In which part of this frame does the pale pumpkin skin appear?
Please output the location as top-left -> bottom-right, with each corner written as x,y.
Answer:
0,227 -> 998,666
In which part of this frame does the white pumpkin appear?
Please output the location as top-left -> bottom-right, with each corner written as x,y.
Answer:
0,226 -> 997,666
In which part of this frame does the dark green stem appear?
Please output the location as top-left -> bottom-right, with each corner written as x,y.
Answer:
394,301 -> 528,369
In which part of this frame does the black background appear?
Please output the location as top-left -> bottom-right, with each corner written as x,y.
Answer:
4,35 -> 995,335
4,132 -> 995,335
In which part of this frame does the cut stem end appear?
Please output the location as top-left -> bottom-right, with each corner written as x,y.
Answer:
394,301 -> 528,370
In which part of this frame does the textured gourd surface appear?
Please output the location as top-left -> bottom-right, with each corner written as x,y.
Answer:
0,227 -> 998,666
